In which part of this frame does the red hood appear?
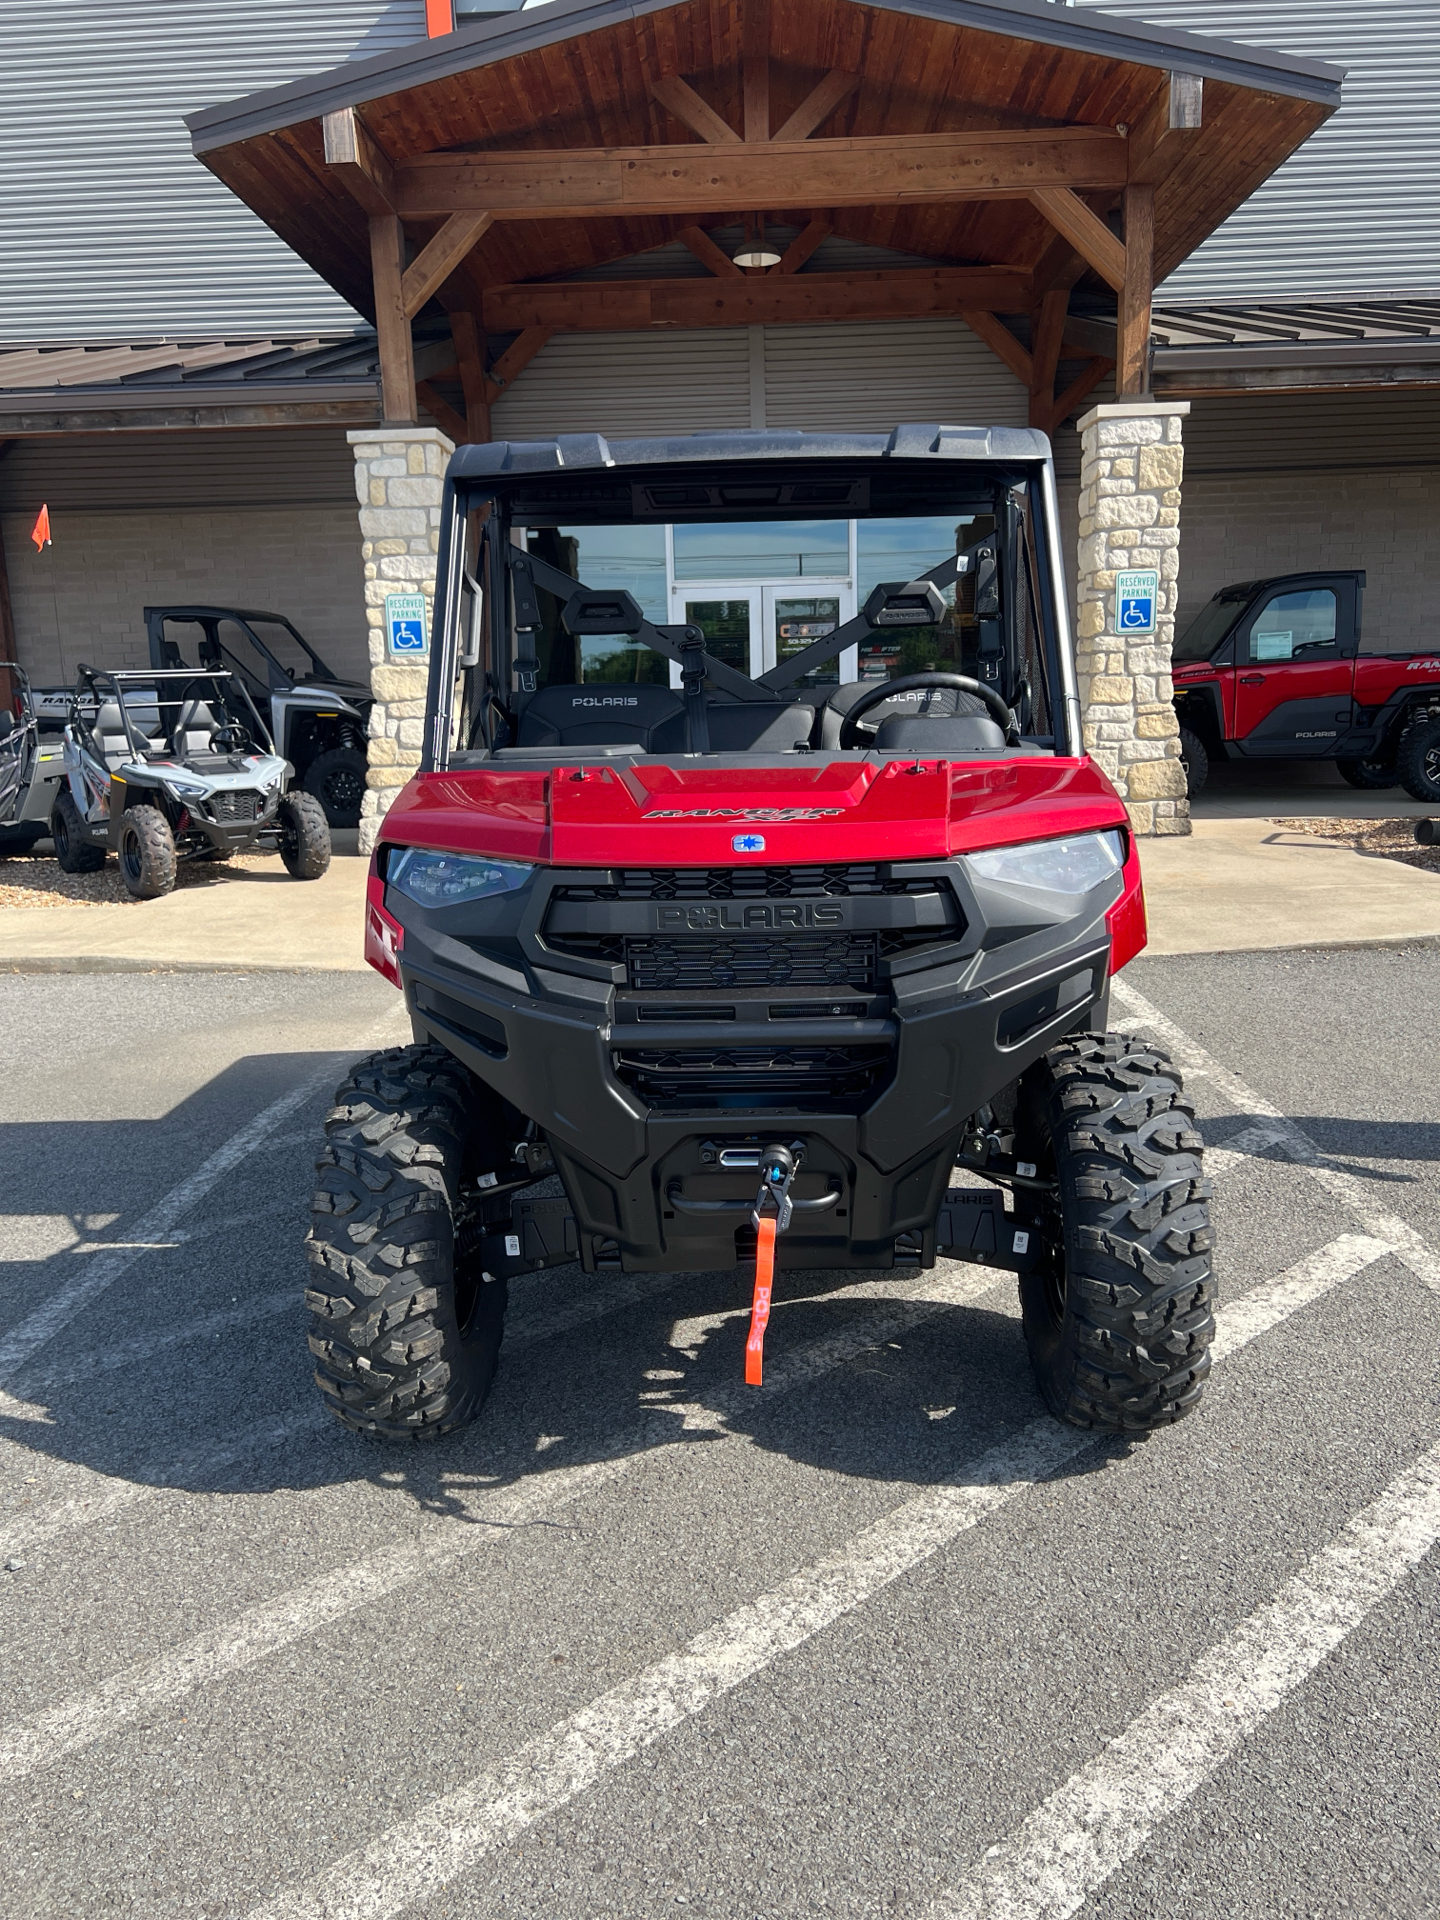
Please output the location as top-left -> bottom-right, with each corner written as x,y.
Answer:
380,756 -> 1129,865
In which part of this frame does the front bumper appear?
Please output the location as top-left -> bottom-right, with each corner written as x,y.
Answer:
388,854 -> 1122,1274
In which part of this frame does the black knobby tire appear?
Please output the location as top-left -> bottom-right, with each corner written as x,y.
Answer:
1177,725 -> 1209,800
117,804 -> 177,899
1014,1032 -> 1215,1432
303,747 -> 367,828
306,1045 -> 508,1441
52,790 -> 105,873
1397,714 -> 1440,804
1337,756 -> 1399,791
277,789 -> 332,879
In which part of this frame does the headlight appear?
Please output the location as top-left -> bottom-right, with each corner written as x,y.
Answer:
387,848 -> 533,908
162,777 -> 210,800
966,830 -> 1125,893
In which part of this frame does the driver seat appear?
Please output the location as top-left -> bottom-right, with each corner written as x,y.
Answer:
820,680 -> 990,750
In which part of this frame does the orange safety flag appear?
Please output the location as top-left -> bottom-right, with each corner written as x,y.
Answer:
745,1216 -> 777,1386
30,505 -> 51,550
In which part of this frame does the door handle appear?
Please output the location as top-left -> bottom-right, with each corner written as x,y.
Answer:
1240,674 -> 1265,685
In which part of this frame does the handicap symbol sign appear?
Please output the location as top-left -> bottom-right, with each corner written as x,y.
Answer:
385,592 -> 429,656
1113,569 -> 1159,637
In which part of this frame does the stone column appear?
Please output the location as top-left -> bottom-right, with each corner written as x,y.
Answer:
1074,399 -> 1191,837
347,425 -> 454,855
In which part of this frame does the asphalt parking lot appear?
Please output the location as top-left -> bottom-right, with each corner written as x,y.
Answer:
1,951 -> 1437,1920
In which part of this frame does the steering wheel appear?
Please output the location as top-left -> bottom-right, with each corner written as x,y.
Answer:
834,673 -> 1020,750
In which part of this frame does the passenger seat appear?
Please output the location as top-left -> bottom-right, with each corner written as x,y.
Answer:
515,684 -> 687,751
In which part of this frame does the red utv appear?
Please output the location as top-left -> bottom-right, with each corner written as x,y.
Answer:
306,427 -> 1213,1445
1171,569 -> 1440,800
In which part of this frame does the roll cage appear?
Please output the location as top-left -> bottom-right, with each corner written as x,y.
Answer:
70,665 -> 276,762
421,432 -> 1082,769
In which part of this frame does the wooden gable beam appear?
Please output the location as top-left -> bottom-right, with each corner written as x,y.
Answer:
396,129 -> 1128,220
369,214 -> 415,423
449,310 -> 491,441
485,327 -> 554,401
1028,188 -> 1127,291
1028,288 -> 1068,428
959,310 -> 1033,388
482,267 -> 1030,333
1128,71 -> 1205,189
648,75 -> 741,146
771,72 -> 861,144
416,380 -> 468,445
742,0 -> 770,141
776,219 -> 829,274
400,211 -> 494,318
678,225 -> 744,277
1047,357 -> 1113,433
1115,182 -> 1155,395
323,107 -> 395,216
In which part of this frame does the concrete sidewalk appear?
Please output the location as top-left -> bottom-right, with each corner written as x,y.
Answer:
1141,816 -> 1440,954
2,817 -> 1439,972
0,847 -> 370,972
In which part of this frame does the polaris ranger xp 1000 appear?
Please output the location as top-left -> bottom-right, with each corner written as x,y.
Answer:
308,427 -> 1212,1444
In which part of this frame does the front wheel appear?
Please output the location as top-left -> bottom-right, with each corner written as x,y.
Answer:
1013,1033 -> 1215,1432
277,790 -> 331,879
1177,725 -> 1209,799
1337,756 -> 1399,791
52,791 -> 105,873
306,1046 -> 509,1441
118,805 -> 177,898
1397,715 -> 1440,804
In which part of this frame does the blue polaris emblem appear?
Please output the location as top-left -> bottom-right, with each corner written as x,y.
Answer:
733,832 -> 766,853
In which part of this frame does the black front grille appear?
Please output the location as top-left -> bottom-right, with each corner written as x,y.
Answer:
626,932 -> 876,992
211,789 -> 262,823
614,1043 -> 888,1109
553,864 -> 940,903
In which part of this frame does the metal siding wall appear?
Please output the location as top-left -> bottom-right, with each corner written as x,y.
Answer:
1069,1 -> 1440,300
489,321 -> 1029,440
763,320 -> 1029,431
490,330 -> 755,439
0,429 -> 358,512
0,0 -> 426,342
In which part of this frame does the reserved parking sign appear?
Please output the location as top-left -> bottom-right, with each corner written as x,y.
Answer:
1114,569 -> 1159,636
385,592 -> 428,656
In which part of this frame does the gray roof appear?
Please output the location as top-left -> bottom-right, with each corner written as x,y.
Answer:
449,424 -> 1052,480
1152,298 -> 1440,374
187,0 -> 1342,152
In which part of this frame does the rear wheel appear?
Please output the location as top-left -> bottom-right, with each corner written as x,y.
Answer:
52,791 -> 105,873
306,1045 -> 509,1441
277,790 -> 331,879
1013,1032 -> 1214,1432
118,805 -> 176,898
303,747 -> 367,828
1177,725 -> 1208,799
1397,714 -> 1440,804
1337,756 -> 1399,790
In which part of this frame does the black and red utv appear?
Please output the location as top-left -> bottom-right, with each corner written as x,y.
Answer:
306,426 -> 1213,1445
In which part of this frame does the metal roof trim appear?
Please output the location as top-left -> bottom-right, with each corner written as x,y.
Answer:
186,0 -> 1345,155
0,381 -> 380,413
1154,339 -> 1440,371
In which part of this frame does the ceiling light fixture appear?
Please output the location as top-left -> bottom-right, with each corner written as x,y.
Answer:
734,215 -> 781,269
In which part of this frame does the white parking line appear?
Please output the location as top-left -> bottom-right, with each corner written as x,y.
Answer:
0,1264 -> 1001,1780
235,1230 -> 1393,1920
0,1014 -> 407,1396
925,1433 -> 1440,1920
1112,976 -> 1440,1295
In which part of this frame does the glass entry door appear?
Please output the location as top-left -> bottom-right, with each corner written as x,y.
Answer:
673,583 -> 857,687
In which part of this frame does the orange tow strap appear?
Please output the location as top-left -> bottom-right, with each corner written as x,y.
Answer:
745,1216 -> 777,1385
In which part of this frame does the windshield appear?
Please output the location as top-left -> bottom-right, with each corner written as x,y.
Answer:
438,461 -> 1064,762
244,618 -> 331,681
1173,591 -> 1250,663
